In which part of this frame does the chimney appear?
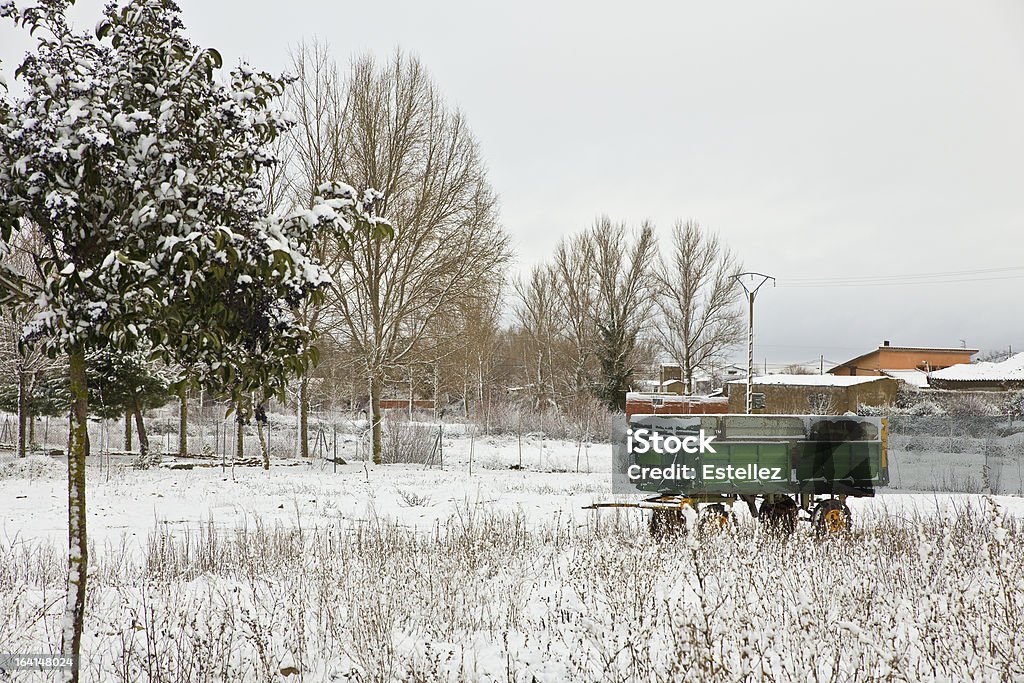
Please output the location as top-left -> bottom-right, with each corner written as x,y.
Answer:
882,340 -> 890,347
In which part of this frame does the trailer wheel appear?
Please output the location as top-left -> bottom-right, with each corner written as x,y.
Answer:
813,499 -> 851,536
649,509 -> 687,539
698,504 -> 732,534
760,497 -> 797,536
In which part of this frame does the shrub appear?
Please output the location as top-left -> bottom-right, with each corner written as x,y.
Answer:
478,399 -> 615,442
380,415 -> 438,464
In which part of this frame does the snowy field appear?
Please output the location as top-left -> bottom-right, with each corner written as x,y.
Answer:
1,436 -> 1023,681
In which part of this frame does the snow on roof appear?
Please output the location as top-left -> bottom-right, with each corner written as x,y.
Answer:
728,374 -> 890,387
626,392 -> 727,403
881,369 -> 930,388
928,353 -> 1024,383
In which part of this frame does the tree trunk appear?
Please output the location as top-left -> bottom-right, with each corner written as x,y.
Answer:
298,375 -> 309,460
17,369 -> 28,458
124,412 -> 133,452
433,363 -> 440,421
477,354 -> 484,409
178,385 -> 188,457
132,403 -> 149,458
254,399 -> 269,470
236,396 -> 248,461
370,373 -> 383,464
408,366 -> 414,421
63,348 -> 89,681
349,374 -> 356,415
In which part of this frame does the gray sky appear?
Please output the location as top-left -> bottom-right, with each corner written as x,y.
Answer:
3,0 -> 1023,368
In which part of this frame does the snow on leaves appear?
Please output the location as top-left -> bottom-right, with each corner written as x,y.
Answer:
0,0 -> 388,398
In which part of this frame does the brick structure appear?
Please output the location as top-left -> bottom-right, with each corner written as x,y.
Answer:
378,399 -> 435,411
625,392 -> 729,419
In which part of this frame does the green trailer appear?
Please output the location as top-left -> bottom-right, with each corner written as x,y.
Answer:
592,413 -> 889,536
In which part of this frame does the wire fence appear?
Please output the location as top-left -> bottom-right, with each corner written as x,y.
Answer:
0,406 -> 381,464
0,398 -> 613,466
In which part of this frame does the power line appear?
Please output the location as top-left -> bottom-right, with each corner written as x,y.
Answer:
783,265 -> 1024,284
779,274 -> 1024,289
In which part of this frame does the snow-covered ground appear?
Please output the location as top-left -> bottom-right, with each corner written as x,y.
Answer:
0,435 -> 615,555
1,435 -> 1022,681
2,432 -> 1022,551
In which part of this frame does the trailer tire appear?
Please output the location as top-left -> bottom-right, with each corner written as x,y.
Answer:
760,497 -> 797,536
813,499 -> 851,536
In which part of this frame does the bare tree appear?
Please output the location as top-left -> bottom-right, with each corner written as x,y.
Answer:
514,265 -> 562,409
326,51 -> 512,463
781,363 -> 815,375
270,40 -> 394,462
656,220 -> 743,395
589,217 -> 658,410
275,40 -> 348,461
283,41 -> 345,213
429,280 -> 505,419
807,392 -> 837,415
552,235 -> 597,396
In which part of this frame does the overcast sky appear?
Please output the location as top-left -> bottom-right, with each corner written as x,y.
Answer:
3,0 -> 1023,369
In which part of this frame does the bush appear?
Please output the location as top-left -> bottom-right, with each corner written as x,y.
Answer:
946,392 -> 1003,417
1005,391 -> 1024,420
2,503 -> 1022,681
478,399 -> 615,442
380,415 -> 438,464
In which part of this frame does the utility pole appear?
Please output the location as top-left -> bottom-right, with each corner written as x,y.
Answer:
732,272 -> 775,414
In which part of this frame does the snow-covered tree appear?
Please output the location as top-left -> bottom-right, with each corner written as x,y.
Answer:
0,0 -> 386,675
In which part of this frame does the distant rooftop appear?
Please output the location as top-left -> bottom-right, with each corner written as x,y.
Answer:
873,345 -> 978,353
830,343 -> 977,373
928,353 -> 1024,383
626,392 -> 728,403
729,374 -> 889,387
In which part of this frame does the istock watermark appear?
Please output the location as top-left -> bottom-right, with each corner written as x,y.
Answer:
626,427 -> 717,455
